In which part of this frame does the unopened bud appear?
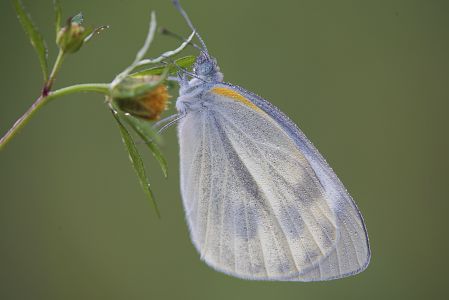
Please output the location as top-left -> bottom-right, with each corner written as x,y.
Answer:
56,22 -> 86,53
113,76 -> 170,120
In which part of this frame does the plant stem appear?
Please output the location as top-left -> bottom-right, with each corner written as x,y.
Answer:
43,50 -> 65,95
0,83 -> 110,150
47,83 -> 110,101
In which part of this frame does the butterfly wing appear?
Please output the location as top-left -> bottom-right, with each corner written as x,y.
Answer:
225,83 -> 371,281
178,84 -> 370,281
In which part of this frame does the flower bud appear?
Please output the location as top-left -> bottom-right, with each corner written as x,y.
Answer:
56,22 -> 86,53
113,76 -> 170,120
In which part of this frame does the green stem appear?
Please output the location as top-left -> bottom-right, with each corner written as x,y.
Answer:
43,50 -> 65,95
47,83 -> 110,101
0,83 -> 110,150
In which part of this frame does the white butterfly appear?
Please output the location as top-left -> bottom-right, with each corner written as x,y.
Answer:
164,0 -> 370,281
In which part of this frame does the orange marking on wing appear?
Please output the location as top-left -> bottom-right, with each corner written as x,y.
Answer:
212,87 -> 261,111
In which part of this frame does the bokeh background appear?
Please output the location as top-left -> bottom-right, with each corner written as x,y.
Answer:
1,0 -> 448,299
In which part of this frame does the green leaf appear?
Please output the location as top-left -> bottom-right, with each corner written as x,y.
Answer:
112,110 -> 160,217
121,110 -> 163,143
53,0 -> 62,34
131,55 -> 196,77
131,65 -> 166,77
71,12 -> 83,25
123,114 -> 167,178
174,55 -> 196,69
13,0 -> 49,81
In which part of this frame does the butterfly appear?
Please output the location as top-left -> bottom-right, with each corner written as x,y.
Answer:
161,0 -> 370,281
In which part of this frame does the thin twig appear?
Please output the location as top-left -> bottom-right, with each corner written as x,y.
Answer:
110,11 -> 158,88
136,31 -> 195,67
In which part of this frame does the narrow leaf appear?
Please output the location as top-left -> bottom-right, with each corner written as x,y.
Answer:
123,114 -> 167,177
53,0 -> 62,34
124,113 -> 162,144
112,111 -> 160,217
131,55 -> 196,77
13,0 -> 49,81
131,65 -> 166,77
174,55 -> 196,69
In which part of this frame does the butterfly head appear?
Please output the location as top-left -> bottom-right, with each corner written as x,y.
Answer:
172,0 -> 223,82
193,52 -> 223,82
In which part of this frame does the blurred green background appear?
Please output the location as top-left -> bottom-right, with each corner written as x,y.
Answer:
1,0 -> 448,299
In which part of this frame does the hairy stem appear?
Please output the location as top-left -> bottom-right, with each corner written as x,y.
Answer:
0,83 -> 110,150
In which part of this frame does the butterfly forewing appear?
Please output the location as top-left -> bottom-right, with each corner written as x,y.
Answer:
226,83 -> 371,280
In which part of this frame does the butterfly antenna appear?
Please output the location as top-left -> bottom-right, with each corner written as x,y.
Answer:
160,27 -> 207,56
172,0 -> 209,56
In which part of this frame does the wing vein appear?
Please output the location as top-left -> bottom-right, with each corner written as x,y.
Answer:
221,113 -> 332,262
341,217 -> 362,266
243,190 -> 255,273
197,114 -> 207,253
213,113 -> 300,276
202,117 -> 213,256
218,161 -> 228,265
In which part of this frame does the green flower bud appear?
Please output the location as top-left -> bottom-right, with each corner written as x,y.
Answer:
56,22 -> 88,53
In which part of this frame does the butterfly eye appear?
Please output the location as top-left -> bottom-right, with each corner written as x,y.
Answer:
195,62 -> 214,76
